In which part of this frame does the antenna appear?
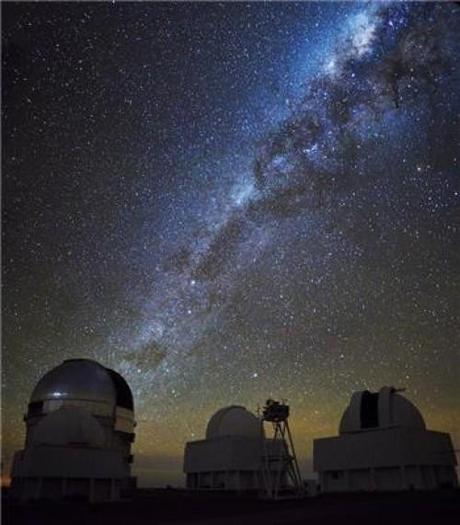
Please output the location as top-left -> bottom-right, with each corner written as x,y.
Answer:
259,399 -> 303,500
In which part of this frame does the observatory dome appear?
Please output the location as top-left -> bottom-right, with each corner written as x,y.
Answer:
31,406 -> 105,448
339,386 -> 425,434
206,405 -> 261,440
11,358 -> 136,502
30,358 -> 133,412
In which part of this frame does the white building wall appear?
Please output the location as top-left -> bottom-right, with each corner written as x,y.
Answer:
375,467 -> 402,491
314,427 -> 457,492
184,436 -> 289,491
403,466 -> 423,490
349,469 -> 371,491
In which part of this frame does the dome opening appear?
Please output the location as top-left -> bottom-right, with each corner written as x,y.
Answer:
339,386 -> 425,434
106,369 -> 133,410
360,391 -> 379,428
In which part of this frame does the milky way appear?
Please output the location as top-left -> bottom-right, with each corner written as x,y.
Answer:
3,2 -> 459,485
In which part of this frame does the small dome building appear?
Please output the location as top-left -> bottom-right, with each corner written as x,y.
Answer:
313,386 -> 458,492
184,405 -> 267,491
183,404 -> 296,493
10,359 -> 136,501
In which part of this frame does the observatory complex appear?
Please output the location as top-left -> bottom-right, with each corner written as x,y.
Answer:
183,402 -> 302,497
10,359 -> 136,501
313,386 -> 458,492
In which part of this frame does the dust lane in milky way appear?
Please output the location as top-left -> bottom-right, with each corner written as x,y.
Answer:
2,2 -> 459,485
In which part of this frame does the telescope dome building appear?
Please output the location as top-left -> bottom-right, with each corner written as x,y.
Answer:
313,386 -> 457,492
10,359 -> 136,501
184,405 -> 269,491
183,403 -> 299,494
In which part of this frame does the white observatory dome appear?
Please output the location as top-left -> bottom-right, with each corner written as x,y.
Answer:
31,406 -> 105,448
29,358 -> 134,415
206,405 -> 261,440
339,386 -> 425,434
11,358 -> 136,503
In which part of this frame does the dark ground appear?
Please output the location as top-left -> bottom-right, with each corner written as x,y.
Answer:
3,489 -> 460,525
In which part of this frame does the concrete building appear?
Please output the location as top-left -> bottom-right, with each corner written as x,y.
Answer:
10,358 -> 136,501
313,386 -> 458,492
184,405 -> 291,492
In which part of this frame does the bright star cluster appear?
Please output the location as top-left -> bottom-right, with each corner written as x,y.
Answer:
2,2 -> 459,486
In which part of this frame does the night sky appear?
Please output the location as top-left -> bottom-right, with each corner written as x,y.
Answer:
2,2 -> 459,486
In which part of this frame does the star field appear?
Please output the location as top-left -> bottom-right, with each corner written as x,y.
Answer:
2,2 -> 460,486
